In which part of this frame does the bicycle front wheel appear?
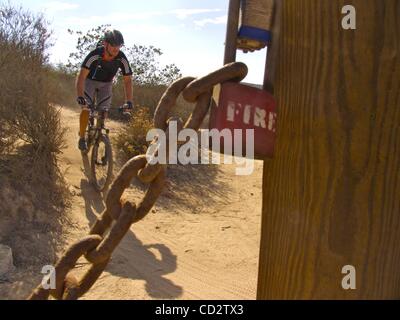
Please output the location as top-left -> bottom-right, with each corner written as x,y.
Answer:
90,134 -> 113,192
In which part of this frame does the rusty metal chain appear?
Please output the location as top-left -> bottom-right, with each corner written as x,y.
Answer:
138,61 -> 248,183
27,61 -> 248,300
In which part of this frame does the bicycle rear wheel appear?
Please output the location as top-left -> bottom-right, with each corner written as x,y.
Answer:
90,134 -> 113,192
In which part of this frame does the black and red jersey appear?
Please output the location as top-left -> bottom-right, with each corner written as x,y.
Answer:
81,46 -> 133,82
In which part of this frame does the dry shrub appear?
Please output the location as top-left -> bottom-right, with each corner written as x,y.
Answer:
0,4 -> 66,158
112,81 -> 164,111
0,119 -> 16,155
112,80 -> 207,161
0,4 -> 69,265
114,106 -> 153,160
112,80 -> 196,119
45,65 -> 77,107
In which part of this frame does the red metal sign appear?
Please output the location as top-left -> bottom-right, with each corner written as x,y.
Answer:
209,82 -> 277,159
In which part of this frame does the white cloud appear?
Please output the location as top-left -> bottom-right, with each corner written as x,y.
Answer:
60,9 -> 225,32
63,15 -> 103,28
104,11 -> 163,21
62,8 -> 223,27
61,15 -> 174,36
120,23 -> 173,36
194,15 -> 227,28
170,9 -> 223,20
41,1 -> 79,13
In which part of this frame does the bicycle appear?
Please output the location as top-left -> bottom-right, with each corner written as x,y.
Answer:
81,93 -> 130,192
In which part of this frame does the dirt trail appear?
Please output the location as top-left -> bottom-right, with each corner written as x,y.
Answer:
4,106 -> 264,300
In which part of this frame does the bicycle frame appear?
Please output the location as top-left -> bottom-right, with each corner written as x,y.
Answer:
81,89 -> 118,193
86,110 -> 108,146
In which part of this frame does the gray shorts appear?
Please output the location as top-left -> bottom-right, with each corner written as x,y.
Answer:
84,79 -> 113,110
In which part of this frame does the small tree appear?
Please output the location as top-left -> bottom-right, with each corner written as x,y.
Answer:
66,25 -> 182,86
66,24 -> 110,72
124,45 -> 182,85
0,4 -> 52,70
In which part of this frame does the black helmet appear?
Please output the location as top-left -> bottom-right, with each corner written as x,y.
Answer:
104,29 -> 124,46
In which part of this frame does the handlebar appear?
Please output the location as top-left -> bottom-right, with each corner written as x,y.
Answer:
118,105 -> 132,117
86,105 -> 132,120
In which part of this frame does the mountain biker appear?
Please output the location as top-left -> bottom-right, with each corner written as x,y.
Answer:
76,29 -> 134,151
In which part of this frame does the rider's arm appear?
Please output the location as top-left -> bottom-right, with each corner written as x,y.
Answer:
119,51 -> 133,104
123,75 -> 133,102
76,68 -> 90,98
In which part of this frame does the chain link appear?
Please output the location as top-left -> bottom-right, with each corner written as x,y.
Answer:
27,62 -> 248,300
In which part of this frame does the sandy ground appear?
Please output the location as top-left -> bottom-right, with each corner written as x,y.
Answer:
1,106 -> 263,300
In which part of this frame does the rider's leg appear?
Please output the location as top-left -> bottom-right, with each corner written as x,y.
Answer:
79,108 -> 90,138
95,82 -> 112,160
97,81 -> 113,114
78,79 -> 96,150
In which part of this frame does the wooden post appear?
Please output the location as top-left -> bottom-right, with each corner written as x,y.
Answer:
258,0 -> 400,299
224,0 -> 241,64
263,0 -> 282,94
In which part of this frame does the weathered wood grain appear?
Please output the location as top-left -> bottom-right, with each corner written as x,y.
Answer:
258,0 -> 400,299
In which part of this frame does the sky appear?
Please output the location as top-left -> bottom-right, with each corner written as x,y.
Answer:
9,0 -> 267,84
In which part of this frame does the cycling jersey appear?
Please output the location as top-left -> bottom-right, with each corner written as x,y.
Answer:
81,46 -> 133,82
